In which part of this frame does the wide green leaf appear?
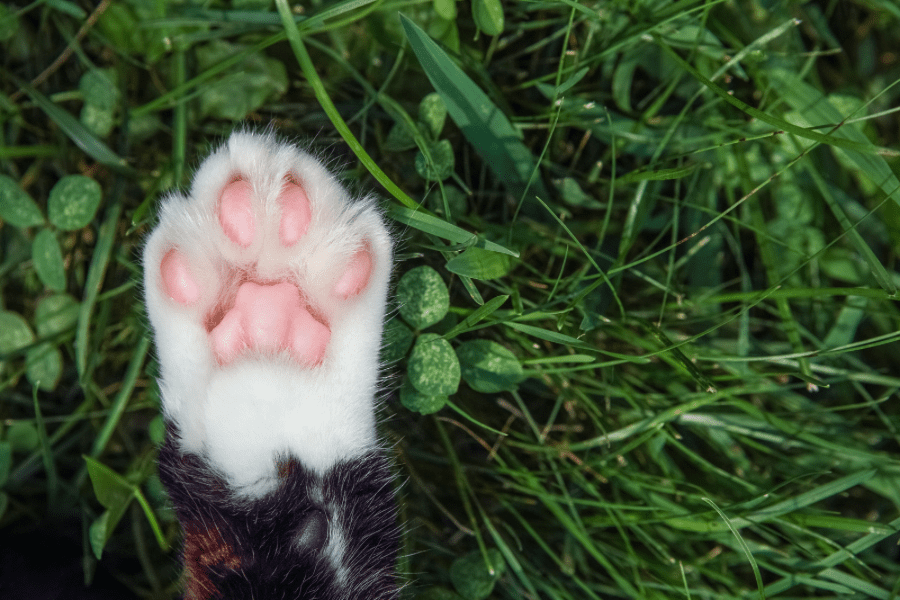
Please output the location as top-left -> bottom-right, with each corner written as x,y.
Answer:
79,69 -> 119,137
0,311 -> 34,355
84,456 -> 136,559
32,228 -> 66,291
400,377 -> 447,414
0,4 -> 18,41
196,40 -> 288,120
445,247 -> 513,280
415,139 -> 455,181
0,175 -> 45,228
397,266 -> 450,329
401,15 -> 547,203
472,0 -> 504,36
456,340 -> 524,393
26,343 -> 63,391
419,92 -> 448,138
408,333 -> 460,395
35,294 -> 81,337
382,318 -> 414,363
6,422 -> 39,452
48,175 -> 102,231
450,549 -> 506,600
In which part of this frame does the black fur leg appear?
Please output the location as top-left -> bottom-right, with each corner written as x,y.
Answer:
158,425 -> 400,600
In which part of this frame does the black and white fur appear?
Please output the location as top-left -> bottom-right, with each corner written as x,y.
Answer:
143,131 -> 399,599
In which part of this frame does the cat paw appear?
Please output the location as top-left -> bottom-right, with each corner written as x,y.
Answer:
143,132 -> 392,496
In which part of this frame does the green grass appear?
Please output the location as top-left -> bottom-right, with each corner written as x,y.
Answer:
2,0 -> 899,598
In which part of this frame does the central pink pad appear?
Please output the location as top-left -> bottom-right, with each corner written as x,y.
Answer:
209,281 -> 330,366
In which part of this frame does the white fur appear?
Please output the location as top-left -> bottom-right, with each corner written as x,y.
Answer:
144,131 -> 392,497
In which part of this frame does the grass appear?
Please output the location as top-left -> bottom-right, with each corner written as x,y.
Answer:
1,0 -> 899,598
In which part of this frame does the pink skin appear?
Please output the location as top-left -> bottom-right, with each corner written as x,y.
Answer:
219,180 -> 255,248
159,178 -> 374,366
161,249 -> 200,305
209,282 -> 330,366
278,181 -> 311,246
333,248 -> 372,299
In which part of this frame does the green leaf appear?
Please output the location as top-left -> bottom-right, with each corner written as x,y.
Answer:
415,139 -> 455,181
400,377 -> 447,414
0,175 -> 45,228
48,175 -> 102,231
386,204 -> 519,257
419,92 -> 448,138
401,15 -> 547,202
79,69 -> 119,138
554,177 -> 602,208
427,185 -> 468,217
433,0 -> 456,20
197,40 -> 288,120
32,228 -> 66,291
408,333 -> 460,395
17,82 -> 131,172
556,66 -> 589,95
0,4 -> 19,41
89,511 -> 113,560
84,456 -> 134,510
80,69 -> 118,109
472,0 -> 504,36
397,266 -> 450,329
26,343 -> 63,392
450,549 -> 506,600
7,421 -> 39,452
445,246 -> 512,280
456,340 -> 524,393
84,456 -> 135,559
80,103 -> 115,139
35,294 -> 80,337
383,318 -> 415,363
384,122 -> 419,151
0,310 -> 35,355
443,295 -> 508,339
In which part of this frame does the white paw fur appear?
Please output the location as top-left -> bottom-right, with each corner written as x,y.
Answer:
143,131 -> 392,497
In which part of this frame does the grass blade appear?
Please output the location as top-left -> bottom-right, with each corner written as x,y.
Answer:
400,14 -> 549,203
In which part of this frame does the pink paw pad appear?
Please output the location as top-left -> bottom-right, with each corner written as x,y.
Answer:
209,281 -> 330,366
333,248 -> 373,299
219,179 -> 256,248
278,181 -> 311,246
161,249 -> 200,305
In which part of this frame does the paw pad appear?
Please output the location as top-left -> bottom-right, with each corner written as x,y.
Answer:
161,249 -> 200,305
219,180 -> 255,248
278,181 -> 311,247
157,171 -> 373,367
